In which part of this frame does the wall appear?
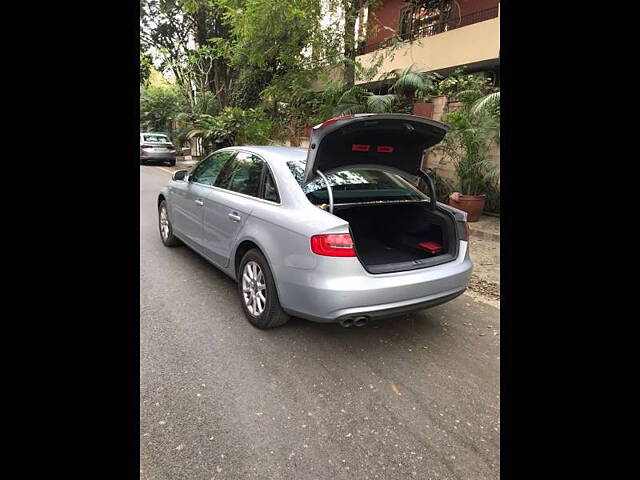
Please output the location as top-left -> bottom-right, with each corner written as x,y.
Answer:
363,0 -> 500,50
458,0 -> 500,18
364,0 -> 405,48
356,12 -> 499,84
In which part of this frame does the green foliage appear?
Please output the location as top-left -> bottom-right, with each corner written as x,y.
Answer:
424,70 -> 500,204
483,182 -> 500,214
141,0 -> 503,167
470,91 -> 500,122
333,66 -> 434,115
387,65 -> 435,97
231,69 -> 274,109
187,107 -> 276,150
425,167 -> 456,204
336,86 -> 396,114
222,0 -> 335,142
142,0 -> 236,111
226,0 -> 322,72
425,68 -> 496,102
140,52 -> 153,86
435,108 -> 499,196
140,86 -> 182,133
259,72 -> 324,144
311,82 -> 346,124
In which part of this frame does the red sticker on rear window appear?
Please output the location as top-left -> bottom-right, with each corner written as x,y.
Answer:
377,146 -> 394,153
352,144 -> 370,152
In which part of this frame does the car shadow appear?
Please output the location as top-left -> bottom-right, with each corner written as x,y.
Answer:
171,239 -> 453,357
281,309 -> 444,353
140,160 -> 175,167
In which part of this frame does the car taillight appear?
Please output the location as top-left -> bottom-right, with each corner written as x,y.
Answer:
310,234 -> 356,257
465,222 -> 471,239
316,115 -> 354,130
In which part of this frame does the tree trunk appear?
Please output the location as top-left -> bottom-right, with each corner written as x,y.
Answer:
190,3 -> 234,110
289,118 -> 300,147
342,0 -> 361,87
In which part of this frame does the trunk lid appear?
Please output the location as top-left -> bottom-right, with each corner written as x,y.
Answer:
303,114 -> 448,183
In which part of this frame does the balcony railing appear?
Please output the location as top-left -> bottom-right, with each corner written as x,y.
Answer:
357,6 -> 499,55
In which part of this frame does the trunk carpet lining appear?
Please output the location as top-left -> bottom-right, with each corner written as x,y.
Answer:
335,203 -> 452,269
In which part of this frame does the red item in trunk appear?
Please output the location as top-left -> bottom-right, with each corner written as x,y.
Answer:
417,241 -> 443,255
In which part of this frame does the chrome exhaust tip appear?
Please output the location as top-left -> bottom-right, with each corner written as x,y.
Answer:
353,316 -> 369,327
340,317 -> 354,328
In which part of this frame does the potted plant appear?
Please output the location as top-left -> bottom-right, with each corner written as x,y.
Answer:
434,104 -> 499,222
412,101 -> 434,118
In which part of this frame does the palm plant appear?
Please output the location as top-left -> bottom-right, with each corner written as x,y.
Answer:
470,91 -> 500,121
388,65 -> 436,101
336,86 -> 397,114
186,114 -> 223,151
435,107 -> 499,195
334,66 -> 435,115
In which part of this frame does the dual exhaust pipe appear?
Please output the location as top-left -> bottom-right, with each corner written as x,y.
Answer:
339,316 -> 370,328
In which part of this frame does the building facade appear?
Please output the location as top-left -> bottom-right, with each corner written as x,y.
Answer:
355,0 -> 499,87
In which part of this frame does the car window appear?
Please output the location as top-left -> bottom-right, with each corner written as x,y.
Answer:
189,155 -> 215,184
286,160 -> 425,204
191,151 -> 235,186
143,134 -> 170,143
263,168 -> 279,203
215,152 -> 264,197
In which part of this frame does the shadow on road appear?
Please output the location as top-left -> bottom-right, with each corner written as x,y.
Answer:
168,238 -> 454,357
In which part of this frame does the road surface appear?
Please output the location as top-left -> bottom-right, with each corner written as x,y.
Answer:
140,165 -> 500,480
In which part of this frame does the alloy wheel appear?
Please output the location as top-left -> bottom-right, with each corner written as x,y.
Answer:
242,261 -> 266,316
160,206 -> 170,241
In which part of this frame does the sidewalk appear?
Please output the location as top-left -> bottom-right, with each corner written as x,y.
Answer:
469,215 -> 500,241
156,158 -> 198,172
467,215 -> 500,307
175,157 -> 198,168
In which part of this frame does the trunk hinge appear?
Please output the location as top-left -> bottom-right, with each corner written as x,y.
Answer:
417,170 -> 437,210
316,170 -> 334,213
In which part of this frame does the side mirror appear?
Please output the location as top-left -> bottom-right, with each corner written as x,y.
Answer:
172,169 -> 188,181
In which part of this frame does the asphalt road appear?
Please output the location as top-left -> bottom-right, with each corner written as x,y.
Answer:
140,165 -> 500,480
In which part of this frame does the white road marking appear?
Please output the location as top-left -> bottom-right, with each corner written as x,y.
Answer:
157,167 -> 174,175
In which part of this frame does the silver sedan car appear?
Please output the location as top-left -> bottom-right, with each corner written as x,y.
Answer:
140,132 -> 177,166
158,114 -> 472,329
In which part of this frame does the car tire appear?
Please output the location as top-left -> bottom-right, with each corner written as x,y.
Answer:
238,249 -> 290,329
158,200 -> 182,247
168,159 -> 176,166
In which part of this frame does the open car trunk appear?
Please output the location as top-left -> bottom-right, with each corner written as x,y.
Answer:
333,202 -> 458,274
297,114 -> 462,274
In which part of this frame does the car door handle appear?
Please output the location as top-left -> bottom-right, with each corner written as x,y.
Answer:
228,212 -> 241,222
194,199 -> 204,206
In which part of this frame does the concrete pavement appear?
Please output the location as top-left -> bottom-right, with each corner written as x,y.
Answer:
140,165 -> 500,480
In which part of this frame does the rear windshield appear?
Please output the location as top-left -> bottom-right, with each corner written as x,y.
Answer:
142,134 -> 170,143
287,160 -> 425,204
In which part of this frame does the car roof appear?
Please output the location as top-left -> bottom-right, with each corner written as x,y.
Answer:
220,145 -> 308,163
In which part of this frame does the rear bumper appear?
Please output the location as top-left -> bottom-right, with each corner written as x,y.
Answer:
277,241 -> 472,323
334,288 -> 466,322
140,150 -> 176,161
